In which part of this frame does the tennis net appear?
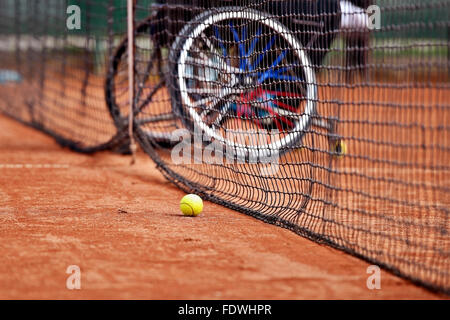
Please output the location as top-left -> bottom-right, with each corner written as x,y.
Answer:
0,0 -> 448,294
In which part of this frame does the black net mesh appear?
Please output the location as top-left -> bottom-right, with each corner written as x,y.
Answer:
0,0 -> 135,151
0,0 -> 449,294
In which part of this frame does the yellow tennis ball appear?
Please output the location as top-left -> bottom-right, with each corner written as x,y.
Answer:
180,194 -> 203,217
334,140 -> 347,157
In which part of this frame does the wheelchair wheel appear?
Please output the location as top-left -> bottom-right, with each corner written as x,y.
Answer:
168,7 -> 317,159
105,15 -> 175,149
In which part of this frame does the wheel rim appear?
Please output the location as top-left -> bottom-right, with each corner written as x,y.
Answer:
177,9 -> 316,159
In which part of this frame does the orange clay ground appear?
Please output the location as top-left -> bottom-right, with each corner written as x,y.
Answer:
0,114 -> 444,299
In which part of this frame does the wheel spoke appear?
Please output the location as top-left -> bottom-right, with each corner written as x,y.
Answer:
247,27 -> 261,57
252,35 -> 275,70
136,79 -> 165,114
192,96 -> 218,109
229,21 -> 247,71
199,33 -> 225,65
184,71 -> 217,83
186,87 -> 219,95
136,112 -> 176,125
214,26 -> 227,57
193,86 -> 241,109
258,71 -> 302,83
185,56 -> 241,75
136,48 -> 159,98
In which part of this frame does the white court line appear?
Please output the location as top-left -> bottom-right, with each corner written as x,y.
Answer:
0,164 -> 69,169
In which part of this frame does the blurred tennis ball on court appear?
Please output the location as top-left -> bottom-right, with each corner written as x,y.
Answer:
180,194 -> 203,217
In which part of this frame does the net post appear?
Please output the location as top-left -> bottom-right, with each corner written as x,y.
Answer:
447,24 -> 449,78
127,0 -> 137,164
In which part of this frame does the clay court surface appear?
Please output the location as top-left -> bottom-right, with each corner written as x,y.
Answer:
0,114 -> 446,299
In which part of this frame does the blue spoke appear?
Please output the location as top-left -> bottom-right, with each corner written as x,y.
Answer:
230,21 -> 240,43
252,36 -> 275,71
241,25 -> 247,42
247,27 -> 261,56
257,71 -> 274,83
229,21 -> 247,71
270,66 -> 293,74
246,27 -> 262,71
257,69 -> 302,83
255,50 -> 290,82
214,26 -> 227,58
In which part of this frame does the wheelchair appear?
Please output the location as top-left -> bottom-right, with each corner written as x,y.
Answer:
105,0 -> 345,158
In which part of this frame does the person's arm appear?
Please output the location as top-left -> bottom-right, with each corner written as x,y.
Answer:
339,0 -> 370,30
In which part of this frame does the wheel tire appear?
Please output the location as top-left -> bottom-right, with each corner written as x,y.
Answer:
167,6 -> 317,160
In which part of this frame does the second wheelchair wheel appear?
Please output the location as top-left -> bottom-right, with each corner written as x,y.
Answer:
105,14 -> 175,149
168,6 -> 317,160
